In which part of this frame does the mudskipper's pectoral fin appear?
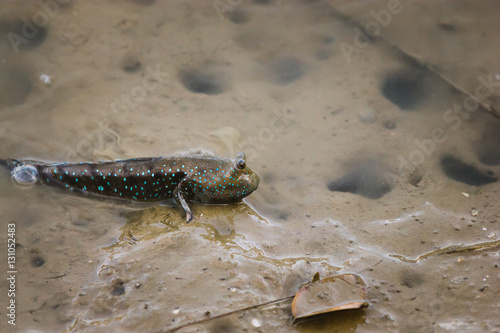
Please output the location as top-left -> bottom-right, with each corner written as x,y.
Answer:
175,182 -> 194,223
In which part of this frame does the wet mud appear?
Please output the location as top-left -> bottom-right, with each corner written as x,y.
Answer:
0,1 -> 499,333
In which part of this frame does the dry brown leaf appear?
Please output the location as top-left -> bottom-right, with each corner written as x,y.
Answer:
291,273 -> 368,320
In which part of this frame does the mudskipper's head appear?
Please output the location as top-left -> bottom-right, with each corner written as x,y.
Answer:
190,152 -> 260,203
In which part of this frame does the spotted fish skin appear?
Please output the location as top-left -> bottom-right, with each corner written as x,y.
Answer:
2,153 -> 260,222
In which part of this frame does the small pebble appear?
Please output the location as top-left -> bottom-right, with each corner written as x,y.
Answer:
251,319 -> 262,328
358,108 -> 376,123
39,74 -> 51,85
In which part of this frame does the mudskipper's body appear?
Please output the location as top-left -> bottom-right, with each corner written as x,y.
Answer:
1,153 -> 260,222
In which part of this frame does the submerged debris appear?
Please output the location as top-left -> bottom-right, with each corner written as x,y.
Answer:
390,238 -> 500,263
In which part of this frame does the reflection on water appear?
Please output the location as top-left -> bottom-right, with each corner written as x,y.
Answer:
0,1 -> 499,332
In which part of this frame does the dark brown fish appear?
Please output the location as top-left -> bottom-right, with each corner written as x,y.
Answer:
2,153 -> 260,222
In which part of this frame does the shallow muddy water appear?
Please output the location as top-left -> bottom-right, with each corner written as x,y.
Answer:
0,1 -> 499,332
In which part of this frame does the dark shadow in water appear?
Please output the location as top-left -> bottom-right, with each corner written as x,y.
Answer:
0,65 -> 32,106
31,256 -> 45,267
180,68 -> 225,95
380,68 -> 427,110
475,127 -> 500,166
229,8 -> 251,24
110,279 -> 126,296
438,21 -> 457,32
0,17 -> 48,52
440,156 -> 497,186
407,170 -> 423,187
327,163 -> 393,199
121,53 -> 142,73
400,268 -> 424,288
269,56 -> 305,85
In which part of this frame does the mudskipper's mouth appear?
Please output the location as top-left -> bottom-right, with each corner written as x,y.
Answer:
241,172 -> 260,192
252,173 -> 260,189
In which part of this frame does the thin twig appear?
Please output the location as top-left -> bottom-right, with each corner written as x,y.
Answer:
355,259 -> 383,274
45,274 -> 66,279
161,296 -> 294,333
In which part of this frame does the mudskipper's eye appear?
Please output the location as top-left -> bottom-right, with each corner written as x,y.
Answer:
235,152 -> 246,170
236,159 -> 246,170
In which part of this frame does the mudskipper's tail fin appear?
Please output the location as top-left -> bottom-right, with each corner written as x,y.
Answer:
0,159 -> 22,171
